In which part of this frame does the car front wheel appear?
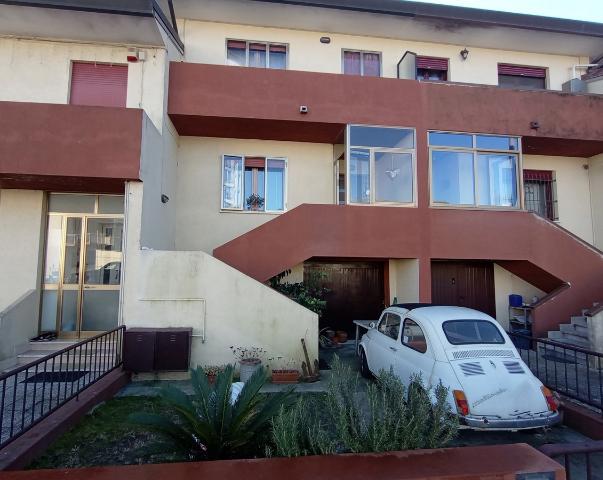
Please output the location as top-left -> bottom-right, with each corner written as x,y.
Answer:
360,349 -> 372,379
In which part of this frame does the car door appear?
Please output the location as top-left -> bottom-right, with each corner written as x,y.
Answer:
393,317 -> 436,387
369,312 -> 402,374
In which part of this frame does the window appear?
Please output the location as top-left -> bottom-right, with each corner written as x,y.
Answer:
70,62 -> 128,107
221,156 -> 286,212
442,320 -> 505,345
498,64 -> 546,90
378,313 -> 401,340
416,56 -> 448,81
227,40 -> 287,69
523,170 -> 558,221
343,50 -> 381,77
401,319 -> 427,353
347,125 -> 416,205
429,132 -> 520,208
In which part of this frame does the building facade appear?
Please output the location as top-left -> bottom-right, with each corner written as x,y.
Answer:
0,0 -> 602,370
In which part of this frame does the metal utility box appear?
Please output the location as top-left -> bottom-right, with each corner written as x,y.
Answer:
123,328 -> 157,373
154,328 -> 192,371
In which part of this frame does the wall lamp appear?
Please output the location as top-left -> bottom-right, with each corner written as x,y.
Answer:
161,194 -> 170,204
460,48 -> 469,60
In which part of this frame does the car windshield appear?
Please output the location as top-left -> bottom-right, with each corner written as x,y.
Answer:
442,320 -> 505,345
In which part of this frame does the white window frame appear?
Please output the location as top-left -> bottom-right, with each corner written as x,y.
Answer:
345,124 -> 417,206
428,131 -> 523,210
226,39 -> 289,69
341,49 -> 382,77
220,155 -> 288,213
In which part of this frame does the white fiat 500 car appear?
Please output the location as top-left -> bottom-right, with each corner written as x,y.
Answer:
358,304 -> 560,430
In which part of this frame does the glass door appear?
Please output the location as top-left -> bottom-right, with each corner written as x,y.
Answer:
39,194 -> 124,339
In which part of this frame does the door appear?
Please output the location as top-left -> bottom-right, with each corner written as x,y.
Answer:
304,261 -> 385,335
431,261 -> 495,317
395,317 -> 435,387
40,194 -> 124,338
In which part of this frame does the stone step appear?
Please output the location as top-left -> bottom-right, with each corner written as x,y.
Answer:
559,323 -> 589,338
28,340 -> 78,351
16,350 -> 118,367
543,332 -> 591,350
570,316 -> 588,328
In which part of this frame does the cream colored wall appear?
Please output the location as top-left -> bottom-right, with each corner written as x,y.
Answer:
0,37 -> 168,132
523,154 -> 594,244
589,154 -> 603,251
175,137 -> 333,253
0,190 -> 45,363
122,182 -> 318,369
179,19 -> 588,90
388,259 -> 420,305
493,264 -> 545,331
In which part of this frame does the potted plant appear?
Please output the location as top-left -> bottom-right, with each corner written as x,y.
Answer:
202,364 -> 226,385
245,193 -> 265,211
268,357 -> 300,384
231,346 -> 266,383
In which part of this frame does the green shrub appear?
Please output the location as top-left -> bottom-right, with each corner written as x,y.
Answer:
129,365 -> 294,460
270,355 -> 458,456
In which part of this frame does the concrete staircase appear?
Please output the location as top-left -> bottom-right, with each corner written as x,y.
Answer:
546,305 -> 599,350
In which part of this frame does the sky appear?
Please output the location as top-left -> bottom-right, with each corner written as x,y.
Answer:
408,0 -> 603,23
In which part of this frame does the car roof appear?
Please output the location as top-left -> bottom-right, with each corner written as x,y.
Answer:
387,305 -> 496,326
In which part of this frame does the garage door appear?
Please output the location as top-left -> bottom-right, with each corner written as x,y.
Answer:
431,261 -> 496,317
304,261 -> 385,335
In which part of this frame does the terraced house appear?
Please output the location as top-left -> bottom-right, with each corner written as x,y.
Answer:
0,0 -> 602,372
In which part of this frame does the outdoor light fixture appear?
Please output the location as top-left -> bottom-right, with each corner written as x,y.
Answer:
127,48 -> 146,63
530,121 -> 540,130
161,194 -> 169,203
320,36 -> 331,44
299,105 -> 309,114
460,48 -> 469,60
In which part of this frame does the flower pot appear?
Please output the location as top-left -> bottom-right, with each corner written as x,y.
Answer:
336,331 -> 348,343
271,370 -> 300,384
239,359 -> 262,383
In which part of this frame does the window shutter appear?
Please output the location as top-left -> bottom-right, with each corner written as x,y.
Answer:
498,64 -> 546,78
227,40 -> 246,50
524,169 -> 553,181
245,157 -> 265,168
70,62 -> 128,108
416,56 -> 448,70
269,44 -> 287,53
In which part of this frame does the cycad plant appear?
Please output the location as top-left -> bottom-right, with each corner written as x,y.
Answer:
129,364 -> 294,460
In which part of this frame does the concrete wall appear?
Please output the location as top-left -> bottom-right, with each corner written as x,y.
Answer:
178,19 -> 588,90
493,263 -> 545,330
388,259 -> 420,304
0,190 -> 45,363
175,137 -> 333,253
589,154 -> 603,251
122,182 -> 318,369
523,154 -> 594,244
586,77 -> 603,95
0,37 -> 167,132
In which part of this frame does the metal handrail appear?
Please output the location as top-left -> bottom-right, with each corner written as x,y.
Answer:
0,326 -> 125,381
539,441 -> 603,480
0,326 -> 125,449
510,330 -> 601,357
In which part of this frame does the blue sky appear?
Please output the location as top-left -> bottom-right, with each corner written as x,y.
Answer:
409,0 -> 603,23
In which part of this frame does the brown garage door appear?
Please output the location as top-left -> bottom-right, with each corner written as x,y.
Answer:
431,261 -> 496,317
304,261 -> 385,335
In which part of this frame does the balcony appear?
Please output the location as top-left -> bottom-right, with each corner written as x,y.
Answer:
0,101 -> 145,193
168,62 -> 603,157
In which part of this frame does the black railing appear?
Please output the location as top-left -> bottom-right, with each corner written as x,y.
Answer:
540,441 -> 603,480
508,332 -> 602,416
0,326 -> 125,449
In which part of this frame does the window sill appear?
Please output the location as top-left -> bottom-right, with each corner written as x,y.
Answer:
220,209 -> 285,215
347,202 -> 418,208
430,204 -> 521,212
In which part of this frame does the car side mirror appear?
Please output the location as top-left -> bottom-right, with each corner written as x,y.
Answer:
369,322 -> 375,329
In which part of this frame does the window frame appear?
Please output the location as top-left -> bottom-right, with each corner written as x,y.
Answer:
401,318 -> 428,354
415,55 -> 449,82
225,39 -> 289,69
442,319 -> 506,346
341,49 -> 382,77
220,155 -> 288,213
428,131 -> 523,210
378,312 -> 402,341
346,124 -> 417,207
523,169 -> 558,221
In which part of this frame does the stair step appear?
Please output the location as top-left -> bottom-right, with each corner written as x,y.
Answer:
570,316 -> 588,328
542,334 -> 591,350
28,340 -> 78,351
560,323 -> 589,337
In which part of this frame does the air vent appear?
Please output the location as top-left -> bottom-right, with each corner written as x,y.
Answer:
459,362 -> 485,376
503,361 -> 525,374
452,350 -> 515,360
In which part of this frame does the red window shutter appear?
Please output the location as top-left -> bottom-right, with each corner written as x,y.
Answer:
245,157 -> 265,168
269,44 -> 287,53
498,64 -> 546,78
70,62 -> 128,108
524,169 -> 553,181
227,40 -> 246,50
249,43 -> 267,52
416,56 -> 448,71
